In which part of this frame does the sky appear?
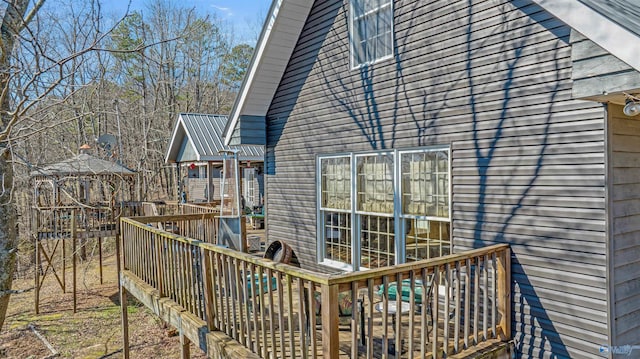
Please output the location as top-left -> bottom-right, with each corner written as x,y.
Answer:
103,0 -> 272,45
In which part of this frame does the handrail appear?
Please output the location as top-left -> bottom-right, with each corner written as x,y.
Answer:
120,214 -> 511,358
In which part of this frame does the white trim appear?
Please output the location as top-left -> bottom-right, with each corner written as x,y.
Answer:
349,0 -> 395,69
533,0 -> 640,72
319,259 -> 353,272
224,0 -> 281,146
316,146 -> 453,269
224,0 -> 314,146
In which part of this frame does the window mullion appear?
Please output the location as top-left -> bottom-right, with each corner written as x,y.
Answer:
350,153 -> 359,271
393,149 -> 403,264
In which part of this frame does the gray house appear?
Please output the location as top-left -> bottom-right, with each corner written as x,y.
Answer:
166,113 -> 264,207
224,0 -> 640,357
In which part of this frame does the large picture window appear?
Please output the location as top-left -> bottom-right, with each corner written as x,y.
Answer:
350,0 -> 393,67
318,147 -> 451,271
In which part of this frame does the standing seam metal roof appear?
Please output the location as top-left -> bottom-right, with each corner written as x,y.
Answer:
167,113 -> 264,162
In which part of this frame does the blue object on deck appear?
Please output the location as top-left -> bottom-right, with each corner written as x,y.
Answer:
246,274 -> 277,296
378,279 -> 428,304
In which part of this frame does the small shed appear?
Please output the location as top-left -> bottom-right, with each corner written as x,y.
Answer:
165,113 -> 265,208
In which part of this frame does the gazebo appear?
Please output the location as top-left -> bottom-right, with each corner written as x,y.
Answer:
30,152 -> 139,313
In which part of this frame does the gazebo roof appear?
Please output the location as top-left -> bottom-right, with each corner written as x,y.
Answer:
30,153 -> 136,177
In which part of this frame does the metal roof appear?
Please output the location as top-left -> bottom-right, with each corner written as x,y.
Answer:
166,113 -> 265,163
31,153 -> 136,177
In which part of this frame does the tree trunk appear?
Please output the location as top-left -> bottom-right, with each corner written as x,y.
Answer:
0,152 -> 17,331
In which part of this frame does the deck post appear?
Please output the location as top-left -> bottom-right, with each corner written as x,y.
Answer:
34,235 -> 40,314
320,283 -> 339,359
180,331 -> 191,359
98,237 -> 103,285
120,285 -> 130,359
497,248 -> 511,340
72,211 -> 77,313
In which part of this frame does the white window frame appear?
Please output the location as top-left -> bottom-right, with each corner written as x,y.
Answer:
317,146 -> 452,271
349,0 -> 394,69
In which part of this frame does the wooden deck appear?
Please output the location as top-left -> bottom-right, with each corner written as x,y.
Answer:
119,213 -> 511,359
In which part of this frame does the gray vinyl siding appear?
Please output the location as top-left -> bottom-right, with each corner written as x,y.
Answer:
265,0 -> 608,357
609,104 -> 640,346
571,30 -> 640,100
229,115 -> 266,146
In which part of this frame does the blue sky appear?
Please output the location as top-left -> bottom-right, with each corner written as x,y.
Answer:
104,0 -> 271,44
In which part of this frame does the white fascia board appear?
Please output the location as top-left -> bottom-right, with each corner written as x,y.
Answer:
165,114 -> 185,164
533,0 -> 640,72
224,0 -> 285,146
175,115 -> 203,162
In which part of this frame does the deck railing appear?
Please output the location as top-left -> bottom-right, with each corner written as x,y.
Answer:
32,203 -> 142,238
120,216 -> 510,358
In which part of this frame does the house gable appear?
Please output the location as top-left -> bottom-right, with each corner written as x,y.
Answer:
260,0 -> 612,358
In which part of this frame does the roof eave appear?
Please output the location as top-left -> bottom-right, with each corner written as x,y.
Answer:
223,0 -> 313,146
533,0 -> 640,72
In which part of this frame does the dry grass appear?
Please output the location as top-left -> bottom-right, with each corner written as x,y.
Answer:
0,238 -> 207,359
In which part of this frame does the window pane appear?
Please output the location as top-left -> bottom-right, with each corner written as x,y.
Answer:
324,212 -> 352,264
401,150 -> 449,217
321,157 -> 351,210
351,0 -> 393,66
357,153 -> 394,214
405,218 -> 451,261
360,214 -> 395,268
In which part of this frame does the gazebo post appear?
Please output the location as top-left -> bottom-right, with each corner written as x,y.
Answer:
72,211 -> 77,313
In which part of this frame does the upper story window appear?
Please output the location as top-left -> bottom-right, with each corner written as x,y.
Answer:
350,0 -> 394,68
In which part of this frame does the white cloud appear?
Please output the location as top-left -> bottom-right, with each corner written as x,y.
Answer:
211,4 -> 233,16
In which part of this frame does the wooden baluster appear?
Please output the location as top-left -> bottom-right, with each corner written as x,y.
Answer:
297,278 -> 308,359
420,269 -> 428,359
408,271 -> 416,359
266,268 -> 277,358
394,272 -> 402,358
249,263 -> 260,354
483,254 -> 489,341
309,282 -> 318,359
286,274 -> 295,358
491,252 -> 497,338
464,258 -> 471,349
381,275 -> 389,359
473,257 -> 480,345
155,234 -> 164,297
444,264 -> 451,356
351,281 -> 359,359
454,261 -> 461,353
431,268 -> 439,359
497,248 -> 511,340
367,278 -> 374,359
277,272 -> 286,357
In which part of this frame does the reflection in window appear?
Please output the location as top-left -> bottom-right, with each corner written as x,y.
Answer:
360,214 -> 395,268
357,153 -> 394,214
324,212 -> 352,265
320,157 -> 352,265
351,0 -> 393,66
